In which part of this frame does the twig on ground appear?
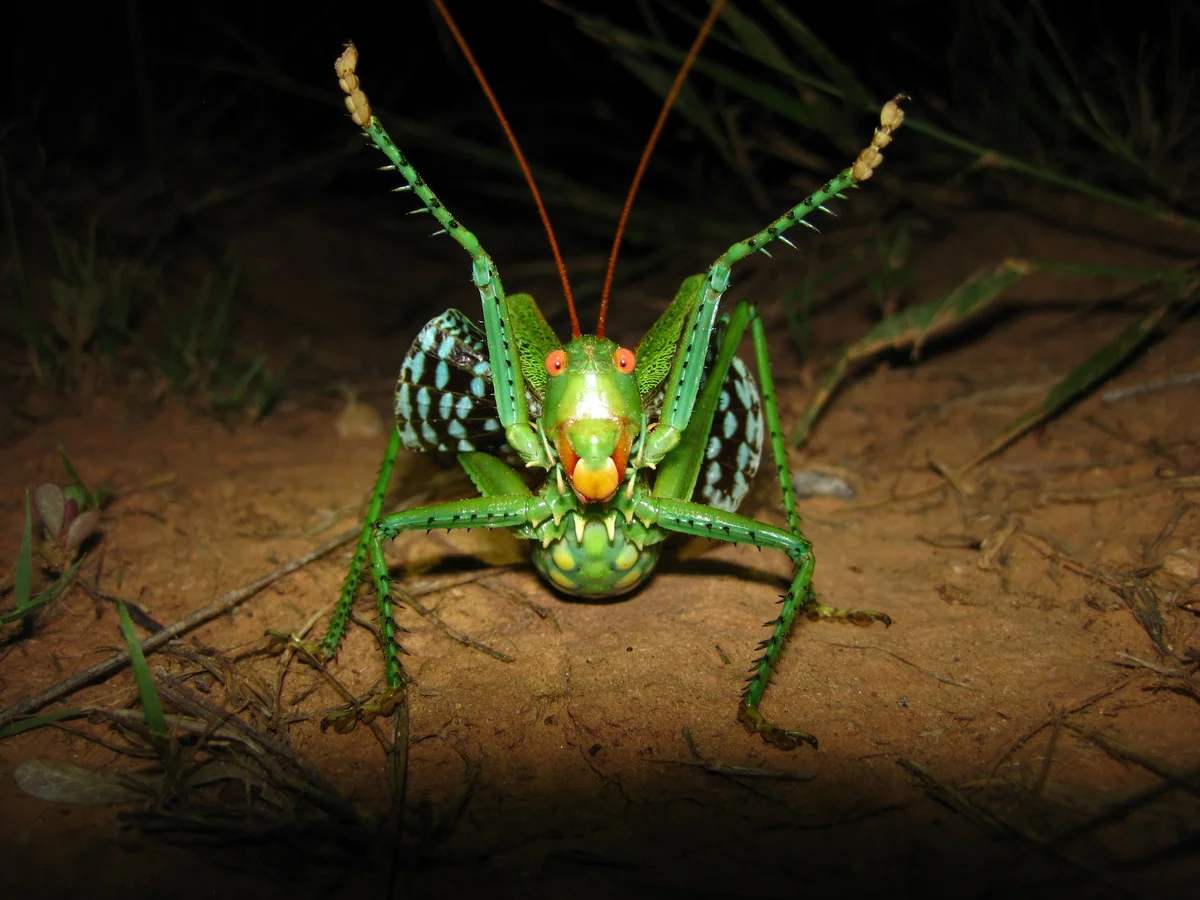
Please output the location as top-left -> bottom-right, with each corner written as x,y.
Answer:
986,679 -> 1133,779
812,638 -> 980,691
0,485 -> 439,730
899,758 -> 1134,896
401,588 -> 515,664
1101,371 -> 1200,404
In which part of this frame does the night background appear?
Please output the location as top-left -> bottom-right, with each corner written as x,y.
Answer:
2,1 -> 1198,898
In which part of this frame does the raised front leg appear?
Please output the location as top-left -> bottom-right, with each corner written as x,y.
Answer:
641,96 -> 907,466
336,44 -> 547,469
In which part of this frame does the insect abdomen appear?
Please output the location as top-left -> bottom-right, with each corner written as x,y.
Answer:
531,515 -> 661,597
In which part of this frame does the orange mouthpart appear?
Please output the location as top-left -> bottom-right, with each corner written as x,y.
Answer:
556,424 -> 634,504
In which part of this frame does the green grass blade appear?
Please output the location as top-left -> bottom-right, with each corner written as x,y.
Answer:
962,284 -> 1196,470
791,259 -> 1033,447
615,52 -> 734,167
1026,1 -> 1130,164
692,56 -> 822,128
2,555 -> 86,626
57,445 -> 85,487
759,0 -> 873,109
553,2 -> 819,140
0,708 -> 84,739
202,260 -> 239,365
712,1 -> 791,74
649,0 -> 842,100
116,600 -> 168,742
15,493 -> 33,611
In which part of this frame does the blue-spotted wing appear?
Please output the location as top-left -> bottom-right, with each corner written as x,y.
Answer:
694,352 -> 763,514
394,310 -> 542,455
639,315 -> 765,514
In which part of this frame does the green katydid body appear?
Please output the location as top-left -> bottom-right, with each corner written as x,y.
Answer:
328,37 -> 905,749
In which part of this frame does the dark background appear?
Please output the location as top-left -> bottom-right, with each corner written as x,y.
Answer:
2,0 -> 1191,327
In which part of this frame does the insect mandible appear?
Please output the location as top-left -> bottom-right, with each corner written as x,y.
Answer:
323,0 -> 905,750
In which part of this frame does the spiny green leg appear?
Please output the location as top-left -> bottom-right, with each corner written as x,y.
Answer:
749,309 -> 800,539
317,426 -> 404,665
642,95 -> 907,466
741,309 -> 890,747
650,300 -> 756,503
644,305 -> 886,749
751,307 -> 891,620
331,494 -> 549,728
336,45 -> 547,468
657,170 -> 864,438
632,494 -> 821,749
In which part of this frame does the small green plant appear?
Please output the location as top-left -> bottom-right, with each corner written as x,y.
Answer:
33,446 -> 107,571
2,495 -> 84,628
158,259 -> 280,424
2,447 -> 102,628
1,155 -> 154,392
3,151 -> 278,423
47,219 -> 152,381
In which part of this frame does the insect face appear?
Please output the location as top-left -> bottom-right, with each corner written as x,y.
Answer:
542,336 -> 641,504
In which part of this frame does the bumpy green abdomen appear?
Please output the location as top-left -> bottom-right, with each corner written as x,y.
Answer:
532,515 -> 661,597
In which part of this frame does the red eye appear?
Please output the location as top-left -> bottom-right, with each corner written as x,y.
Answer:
545,349 -> 567,375
613,347 -> 636,374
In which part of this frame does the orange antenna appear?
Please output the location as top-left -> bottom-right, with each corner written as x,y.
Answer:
596,0 -> 727,339
433,0 -> 581,337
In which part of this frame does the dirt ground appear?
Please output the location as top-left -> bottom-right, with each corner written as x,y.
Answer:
1,193 -> 1198,899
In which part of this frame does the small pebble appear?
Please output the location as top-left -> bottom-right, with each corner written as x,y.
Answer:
792,470 -> 856,500
1163,548 -> 1199,581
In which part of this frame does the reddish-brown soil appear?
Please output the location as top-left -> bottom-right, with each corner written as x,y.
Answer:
2,195 -> 1198,899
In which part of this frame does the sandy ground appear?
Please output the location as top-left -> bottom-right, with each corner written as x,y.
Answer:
1,195 -> 1198,899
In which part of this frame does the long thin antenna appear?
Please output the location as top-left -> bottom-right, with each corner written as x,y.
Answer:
595,0 -> 727,339
433,0 -> 581,337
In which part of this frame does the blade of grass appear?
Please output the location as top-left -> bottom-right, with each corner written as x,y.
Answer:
960,281 -> 1197,470
0,708 -> 84,739
791,259 -> 1197,448
202,260 -> 239,365
633,0 -> 843,101
2,555 -> 85,626
791,258 -> 1032,447
116,600 -> 169,746
614,51 -> 734,169
666,0 -> 859,136
759,0 -> 873,110
14,493 -> 33,611
1027,0 -> 1134,168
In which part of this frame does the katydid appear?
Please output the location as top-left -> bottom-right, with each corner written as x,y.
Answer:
324,1 -> 904,750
